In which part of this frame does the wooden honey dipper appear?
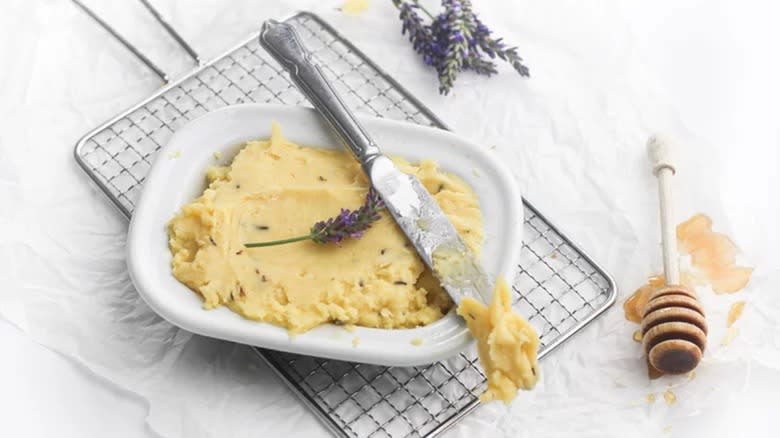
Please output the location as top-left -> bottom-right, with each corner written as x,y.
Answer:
642,135 -> 708,374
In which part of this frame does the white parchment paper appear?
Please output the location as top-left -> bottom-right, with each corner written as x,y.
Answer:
0,0 -> 777,437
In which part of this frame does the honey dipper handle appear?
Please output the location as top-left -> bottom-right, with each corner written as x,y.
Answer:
647,135 -> 680,285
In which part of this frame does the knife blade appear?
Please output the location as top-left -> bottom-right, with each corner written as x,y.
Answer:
259,20 -> 493,305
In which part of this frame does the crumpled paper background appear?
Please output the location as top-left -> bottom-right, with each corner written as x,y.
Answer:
0,0 -> 778,437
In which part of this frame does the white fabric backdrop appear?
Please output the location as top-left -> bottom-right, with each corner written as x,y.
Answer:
0,0 -> 777,437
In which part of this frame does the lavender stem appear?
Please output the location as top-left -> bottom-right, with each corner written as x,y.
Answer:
243,188 -> 384,249
244,235 -> 312,248
410,0 -> 435,20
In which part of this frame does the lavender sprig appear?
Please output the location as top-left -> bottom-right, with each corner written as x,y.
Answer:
394,0 -> 439,66
244,188 -> 385,248
462,56 -> 498,76
392,0 -> 530,94
471,16 -> 530,77
437,0 -> 470,94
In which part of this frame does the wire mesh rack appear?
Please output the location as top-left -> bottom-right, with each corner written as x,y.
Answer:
74,8 -> 616,438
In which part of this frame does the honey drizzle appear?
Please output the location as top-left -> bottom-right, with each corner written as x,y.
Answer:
727,301 -> 746,327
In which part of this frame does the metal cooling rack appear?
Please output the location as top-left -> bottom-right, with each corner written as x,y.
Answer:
73,4 -> 616,438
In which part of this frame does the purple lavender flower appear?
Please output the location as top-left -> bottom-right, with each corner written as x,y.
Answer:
395,0 -> 438,65
463,55 -> 497,76
244,188 -> 385,248
391,0 -> 530,94
435,0 -> 471,94
471,15 -> 530,77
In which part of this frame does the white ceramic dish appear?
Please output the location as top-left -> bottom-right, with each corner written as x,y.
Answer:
127,104 -> 523,366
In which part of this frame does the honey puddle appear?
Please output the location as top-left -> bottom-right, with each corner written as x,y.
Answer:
727,301 -> 746,327
624,214 -> 753,324
624,275 -> 666,324
663,390 -> 677,405
677,214 -> 753,294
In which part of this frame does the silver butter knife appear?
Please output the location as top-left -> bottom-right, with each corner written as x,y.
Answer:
260,20 -> 493,305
